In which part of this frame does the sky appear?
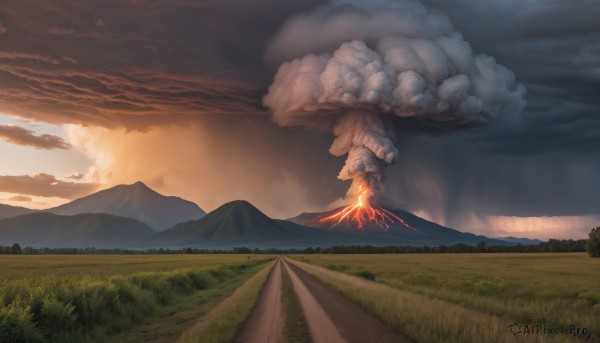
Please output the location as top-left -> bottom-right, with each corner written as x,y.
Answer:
0,0 -> 598,240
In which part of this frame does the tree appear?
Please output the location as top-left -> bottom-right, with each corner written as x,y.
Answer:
585,227 -> 600,257
10,243 -> 22,254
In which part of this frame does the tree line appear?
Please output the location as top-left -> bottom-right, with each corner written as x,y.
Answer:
0,238 -> 592,255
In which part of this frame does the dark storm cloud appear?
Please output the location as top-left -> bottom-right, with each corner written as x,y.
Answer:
385,133 -> 600,219
0,0 -> 324,128
334,0 -> 600,224
0,173 -> 98,199
0,124 -> 70,149
0,0 -> 598,226
418,0 -> 600,155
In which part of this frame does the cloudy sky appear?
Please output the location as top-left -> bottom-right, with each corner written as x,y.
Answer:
0,0 -> 598,239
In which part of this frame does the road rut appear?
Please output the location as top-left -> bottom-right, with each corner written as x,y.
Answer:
235,258 -> 284,343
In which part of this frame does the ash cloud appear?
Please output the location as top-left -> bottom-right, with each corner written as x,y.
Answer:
264,0 -> 525,203
0,0 -> 597,236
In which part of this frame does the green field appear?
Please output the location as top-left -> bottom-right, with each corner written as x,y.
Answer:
0,254 -> 269,280
0,254 -> 274,342
291,253 -> 600,342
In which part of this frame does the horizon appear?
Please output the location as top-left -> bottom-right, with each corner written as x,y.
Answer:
1,0 -> 599,241
0,181 -> 580,241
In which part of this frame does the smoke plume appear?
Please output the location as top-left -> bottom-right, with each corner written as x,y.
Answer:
263,0 -> 526,205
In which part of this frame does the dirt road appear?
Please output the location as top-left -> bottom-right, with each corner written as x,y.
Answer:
282,259 -> 346,343
285,260 -> 410,343
235,258 -> 284,343
237,258 -> 410,343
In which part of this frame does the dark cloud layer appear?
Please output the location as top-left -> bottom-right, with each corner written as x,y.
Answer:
0,0 -> 324,128
0,124 -> 70,149
418,0 -> 600,155
0,174 -> 98,199
0,0 -> 598,229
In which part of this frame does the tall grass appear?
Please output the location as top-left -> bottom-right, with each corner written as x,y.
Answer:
0,254 -> 271,280
177,261 -> 274,343
292,253 -> 600,339
287,258 -> 571,343
0,258 -> 272,342
281,263 -> 309,343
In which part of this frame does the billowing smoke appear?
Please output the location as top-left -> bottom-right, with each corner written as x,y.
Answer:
264,0 -> 526,205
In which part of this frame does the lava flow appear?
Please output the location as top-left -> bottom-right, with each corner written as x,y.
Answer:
318,182 -> 415,231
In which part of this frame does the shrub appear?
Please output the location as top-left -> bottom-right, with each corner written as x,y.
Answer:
585,227 -> 600,257
354,270 -> 376,281
0,303 -> 45,342
0,259 -> 270,342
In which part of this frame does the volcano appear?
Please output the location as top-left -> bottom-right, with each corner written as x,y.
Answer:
149,200 -> 372,249
289,207 -> 507,246
149,201 -> 509,249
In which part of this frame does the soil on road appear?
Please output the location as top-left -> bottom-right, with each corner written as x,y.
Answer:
285,259 -> 411,343
236,258 -> 284,343
237,258 -> 411,343
283,259 -> 345,343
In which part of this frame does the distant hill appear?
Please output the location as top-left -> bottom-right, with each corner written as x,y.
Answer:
495,236 -> 544,245
290,207 -> 510,247
0,212 -> 155,248
0,204 -> 35,220
148,201 -> 511,249
48,182 -> 205,230
149,200 -> 370,249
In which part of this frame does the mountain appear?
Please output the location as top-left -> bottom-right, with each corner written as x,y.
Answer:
0,204 -> 36,220
149,200 -> 370,249
290,207 -> 510,246
0,212 -> 155,248
495,236 -> 544,245
48,182 -> 205,230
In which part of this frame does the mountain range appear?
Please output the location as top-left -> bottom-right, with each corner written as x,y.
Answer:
150,200 -> 365,249
289,208 -> 508,246
0,182 -> 538,249
47,181 -> 205,230
0,203 -> 35,220
0,212 -> 155,248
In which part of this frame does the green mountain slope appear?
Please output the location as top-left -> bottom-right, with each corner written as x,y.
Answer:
48,181 -> 205,230
0,212 -> 155,248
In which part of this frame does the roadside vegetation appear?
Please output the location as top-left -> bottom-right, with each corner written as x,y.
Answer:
289,254 -> 599,343
0,255 -> 273,342
177,261 -> 274,343
281,264 -> 310,343
586,227 -> 600,257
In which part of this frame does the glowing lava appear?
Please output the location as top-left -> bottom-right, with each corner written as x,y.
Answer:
318,182 -> 416,231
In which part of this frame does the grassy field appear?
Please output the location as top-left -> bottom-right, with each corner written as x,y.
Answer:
177,261 -> 274,343
0,254 -> 274,342
290,253 -> 599,342
0,254 -> 269,279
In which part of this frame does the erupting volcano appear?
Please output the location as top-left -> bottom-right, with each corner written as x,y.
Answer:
264,1 -> 525,231
317,177 -> 415,231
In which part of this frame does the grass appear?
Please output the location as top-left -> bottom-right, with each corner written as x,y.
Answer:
0,254 -> 269,280
281,264 -> 310,343
0,255 -> 274,342
289,254 -> 600,343
177,261 -> 274,343
116,261 -> 269,343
